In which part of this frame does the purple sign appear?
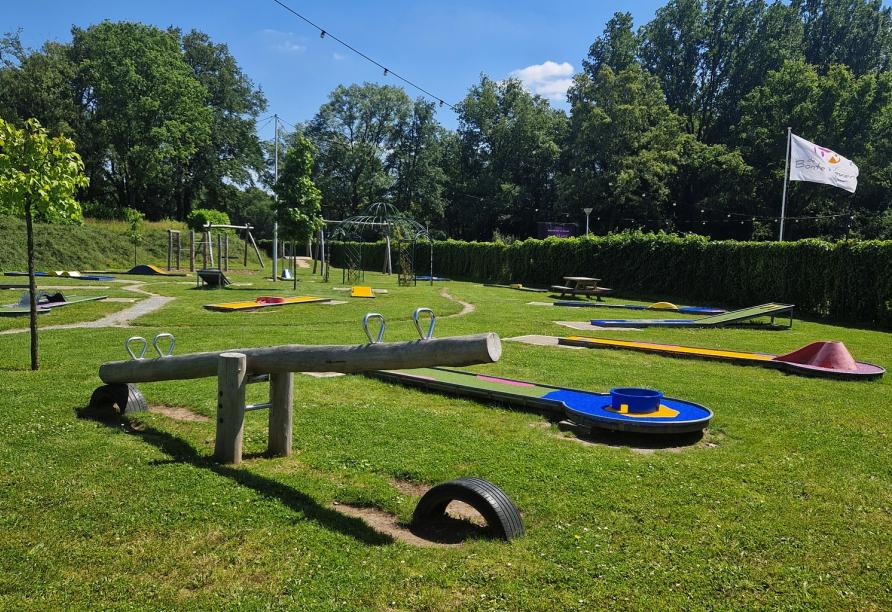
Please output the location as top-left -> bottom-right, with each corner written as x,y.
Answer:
537,222 -> 578,239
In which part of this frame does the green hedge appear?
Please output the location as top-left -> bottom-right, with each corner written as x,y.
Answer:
329,232 -> 892,327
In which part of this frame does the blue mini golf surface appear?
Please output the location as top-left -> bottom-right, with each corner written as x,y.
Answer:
369,367 -> 713,435
543,389 -> 713,434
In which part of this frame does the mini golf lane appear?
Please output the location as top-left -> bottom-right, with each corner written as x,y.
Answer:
370,368 -> 712,434
558,336 -> 885,380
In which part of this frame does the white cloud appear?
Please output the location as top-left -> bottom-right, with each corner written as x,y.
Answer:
509,61 -> 575,102
333,52 -> 346,61
260,29 -> 307,54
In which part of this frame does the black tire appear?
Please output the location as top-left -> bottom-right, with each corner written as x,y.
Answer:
413,477 -> 524,540
89,383 -> 148,416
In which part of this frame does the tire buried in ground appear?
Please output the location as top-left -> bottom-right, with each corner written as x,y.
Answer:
412,477 -> 524,540
89,383 -> 148,416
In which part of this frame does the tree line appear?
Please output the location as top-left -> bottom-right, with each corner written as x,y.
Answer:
3,0 -> 892,241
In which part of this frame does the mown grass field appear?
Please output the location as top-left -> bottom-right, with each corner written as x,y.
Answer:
1,264 -> 890,609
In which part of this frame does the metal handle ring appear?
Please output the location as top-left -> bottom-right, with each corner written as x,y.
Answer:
363,313 -> 386,344
152,332 -> 176,358
125,336 -> 148,360
412,307 -> 436,340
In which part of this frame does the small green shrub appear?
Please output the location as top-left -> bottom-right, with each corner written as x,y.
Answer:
186,208 -> 231,232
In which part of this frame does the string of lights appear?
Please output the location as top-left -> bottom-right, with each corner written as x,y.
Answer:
270,0 -> 456,111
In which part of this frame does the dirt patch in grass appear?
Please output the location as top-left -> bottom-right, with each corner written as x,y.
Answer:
331,502 -> 488,547
390,478 -> 487,526
148,405 -> 210,422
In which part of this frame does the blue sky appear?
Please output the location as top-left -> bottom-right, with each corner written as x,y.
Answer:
7,1 -> 667,137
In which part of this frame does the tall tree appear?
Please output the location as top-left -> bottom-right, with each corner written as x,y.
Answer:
639,0 -> 801,141
449,76 -> 567,239
175,29 -> 267,218
0,118 -> 88,370
794,0 -> 892,75
582,12 -> 640,76
563,65 -> 687,230
390,99 -> 447,227
70,22 -> 212,217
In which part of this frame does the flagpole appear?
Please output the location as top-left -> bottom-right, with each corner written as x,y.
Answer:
779,126 -> 792,241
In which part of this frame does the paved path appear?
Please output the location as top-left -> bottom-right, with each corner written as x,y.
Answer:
440,289 -> 475,318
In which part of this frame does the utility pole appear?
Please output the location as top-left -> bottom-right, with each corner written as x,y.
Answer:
272,114 -> 279,281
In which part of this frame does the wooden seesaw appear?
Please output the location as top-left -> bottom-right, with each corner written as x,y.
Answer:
90,311 -> 526,540
90,315 -> 501,465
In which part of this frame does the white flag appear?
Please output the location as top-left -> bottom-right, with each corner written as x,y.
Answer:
788,134 -> 858,193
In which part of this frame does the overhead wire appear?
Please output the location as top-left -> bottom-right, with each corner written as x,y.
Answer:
269,0 -> 456,111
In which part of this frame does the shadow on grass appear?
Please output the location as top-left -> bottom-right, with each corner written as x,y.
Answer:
75,403 -> 393,546
557,420 -> 705,450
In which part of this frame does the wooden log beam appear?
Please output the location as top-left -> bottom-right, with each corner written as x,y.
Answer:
99,334 -> 501,384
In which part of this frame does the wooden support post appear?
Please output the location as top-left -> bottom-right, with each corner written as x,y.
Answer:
189,230 -> 195,272
267,372 -> 293,457
167,229 -> 173,271
243,227 -> 249,267
224,233 -> 229,272
215,352 -> 247,464
217,233 -> 223,270
175,231 -> 181,270
203,231 -> 210,269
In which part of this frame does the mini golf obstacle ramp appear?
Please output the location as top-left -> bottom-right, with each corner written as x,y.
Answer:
204,295 -> 330,312
416,275 -> 450,282
369,367 -> 712,434
589,302 -> 794,328
2,291 -> 107,316
197,269 -> 232,288
4,271 -> 114,281
15,291 -> 107,309
126,264 -> 186,276
485,283 -> 548,293
558,336 -> 884,380
351,286 -> 375,298
555,300 -> 725,315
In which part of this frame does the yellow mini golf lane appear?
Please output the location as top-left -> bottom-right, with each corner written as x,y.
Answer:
204,296 -> 330,312
559,336 -> 777,363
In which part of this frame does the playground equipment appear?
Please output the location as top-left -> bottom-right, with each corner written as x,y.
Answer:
589,302 -> 794,328
196,223 -> 264,273
413,477 -> 524,540
558,336 -> 884,380
204,296 -> 330,312
554,300 -> 725,315
326,203 -> 434,286
91,325 -> 502,465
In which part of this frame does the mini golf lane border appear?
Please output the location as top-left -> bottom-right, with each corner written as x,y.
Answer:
368,368 -> 712,434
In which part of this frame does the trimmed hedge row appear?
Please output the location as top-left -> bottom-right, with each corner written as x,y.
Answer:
329,232 -> 892,327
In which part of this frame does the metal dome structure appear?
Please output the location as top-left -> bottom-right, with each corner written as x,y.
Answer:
328,202 -> 433,286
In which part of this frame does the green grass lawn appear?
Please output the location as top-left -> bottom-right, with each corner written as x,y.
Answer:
1,265 -> 890,609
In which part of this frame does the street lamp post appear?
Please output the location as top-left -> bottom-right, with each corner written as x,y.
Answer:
583,208 -> 593,235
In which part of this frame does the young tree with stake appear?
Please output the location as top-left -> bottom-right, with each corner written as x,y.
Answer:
0,118 -> 88,370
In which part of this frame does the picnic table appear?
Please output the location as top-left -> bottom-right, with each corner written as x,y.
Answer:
550,276 -> 612,300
